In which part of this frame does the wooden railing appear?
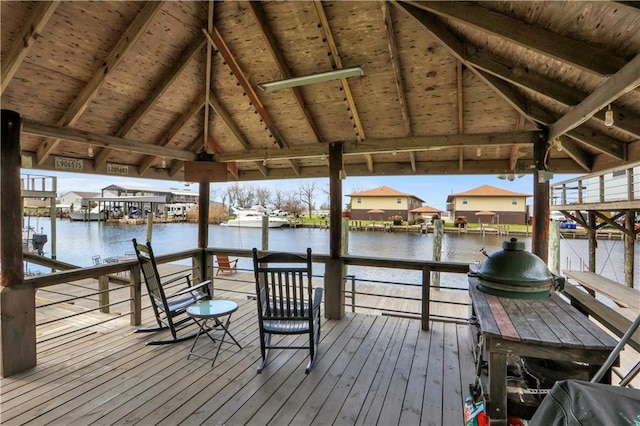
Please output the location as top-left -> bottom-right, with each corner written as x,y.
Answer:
24,248 -> 471,344
551,161 -> 640,207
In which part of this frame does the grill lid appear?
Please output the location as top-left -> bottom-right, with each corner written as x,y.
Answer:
476,238 -> 553,299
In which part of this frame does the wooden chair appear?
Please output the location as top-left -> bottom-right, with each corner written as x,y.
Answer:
252,247 -> 323,373
132,238 -> 211,345
215,255 -> 238,276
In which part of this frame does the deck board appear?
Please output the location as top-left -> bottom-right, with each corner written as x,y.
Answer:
1,286 -> 475,426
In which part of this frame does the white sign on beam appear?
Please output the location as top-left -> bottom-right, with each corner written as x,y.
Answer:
107,163 -> 129,176
54,156 -> 83,171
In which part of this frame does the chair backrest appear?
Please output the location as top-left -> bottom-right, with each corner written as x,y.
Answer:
92,255 -> 102,265
252,248 -> 313,320
217,255 -> 232,266
132,238 -> 167,306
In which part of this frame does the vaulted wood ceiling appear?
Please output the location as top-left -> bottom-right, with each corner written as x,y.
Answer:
2,1 -> 639,184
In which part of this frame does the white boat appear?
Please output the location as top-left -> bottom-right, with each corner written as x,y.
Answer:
68,207 -> 107,221
222,207 -> 289,228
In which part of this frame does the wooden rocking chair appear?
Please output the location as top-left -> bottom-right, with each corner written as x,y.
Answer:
252,247 -> 323,373
132,238 -> 211,345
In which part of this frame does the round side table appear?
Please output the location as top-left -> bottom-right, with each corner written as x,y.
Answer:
186,299 -> 242,366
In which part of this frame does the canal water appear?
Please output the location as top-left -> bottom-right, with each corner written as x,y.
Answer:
25,218 -> 639,289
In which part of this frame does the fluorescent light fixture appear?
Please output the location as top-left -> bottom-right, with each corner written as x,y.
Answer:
258,67 -> 364,93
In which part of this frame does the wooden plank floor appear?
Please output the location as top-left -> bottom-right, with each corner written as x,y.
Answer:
1,284 -> 476,425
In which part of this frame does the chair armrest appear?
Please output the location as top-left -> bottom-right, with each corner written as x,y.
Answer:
313,288 -> 324,310
163,273 -> 191,286
230,258 -> 239,265
168,280 -> 211,299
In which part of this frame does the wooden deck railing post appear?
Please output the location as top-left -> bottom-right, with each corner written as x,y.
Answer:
422,265 -> 431,331
130,263 -> 141,326
98,275 -> 109,313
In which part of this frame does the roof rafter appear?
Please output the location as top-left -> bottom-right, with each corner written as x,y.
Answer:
138,93 -> 206,175
467,47 -> 640,139
207,91 -> 266,172
1,1 -> 58,95
549,52 -> 640,142
407,1 -> 626,76
314,1 -> 369,166
202,26 -> 288,149
383,2 -> 411,136
95,34 -> 206,169
35,2 -> 164,165
395,2 -> 624,169
247,2 -> 323,143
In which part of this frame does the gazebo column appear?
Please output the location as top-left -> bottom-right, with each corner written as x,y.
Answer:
325,142 -> 345,319
532,132 -> 550,262
1,110 -> 37,377
198,181 -> 211,282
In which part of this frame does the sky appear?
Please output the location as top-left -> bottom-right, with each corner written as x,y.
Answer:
29,169 -> 578,212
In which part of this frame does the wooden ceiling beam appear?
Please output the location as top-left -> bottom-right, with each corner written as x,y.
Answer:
397,2 -> 601,171
313,0 -> 369,168
456,60 -> 465,170
409,152 -> 417,173
382,2 -> 411,136
208,91 -> 253,150
95,34 -> 206,169
23,119 -> 197,161
35,2 -> 163,165
1,1 -> 58,95
203,0 -> 215,154
248,2 -> 322,143
466,47 -> 640,140
203,26 -> 288,149
406,1 -> 626,76
235,158 -> 585,181
557,136 -> 591,172
138,93 -> 206,175
214,131 -> 539,163
364,154 -> 374,173
288,159 -> 301,176
549,53 -> 640,142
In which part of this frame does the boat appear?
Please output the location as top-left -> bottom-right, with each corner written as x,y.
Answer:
68,207 -> 107,221
222,206 -> 289,228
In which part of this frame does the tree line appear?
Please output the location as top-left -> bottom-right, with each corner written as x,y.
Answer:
211,182 -> 330,218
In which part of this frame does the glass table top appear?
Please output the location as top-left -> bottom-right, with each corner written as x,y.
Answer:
187,300 -> 238,318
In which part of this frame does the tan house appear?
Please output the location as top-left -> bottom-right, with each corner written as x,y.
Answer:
446,185 -> 531,225
347,186 -> 424,221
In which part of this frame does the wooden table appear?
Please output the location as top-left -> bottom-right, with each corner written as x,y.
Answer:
468,277 -> 618,425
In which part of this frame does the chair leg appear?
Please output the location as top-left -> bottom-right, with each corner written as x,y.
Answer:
257,333 -> 271,374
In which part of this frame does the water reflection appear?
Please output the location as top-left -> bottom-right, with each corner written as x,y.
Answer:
26,219 -> 638,289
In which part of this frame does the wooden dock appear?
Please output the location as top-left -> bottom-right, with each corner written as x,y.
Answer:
1,284 -> 476,425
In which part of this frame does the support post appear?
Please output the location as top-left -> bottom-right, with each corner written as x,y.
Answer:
549,221 -> 560,275
532,132 -> 550,262
1,109 -> 37,377
198,181 -> 210,283
432,219 -> 443,289
262,215 -> 269,250
588,211 -> 597,272
325,142 -> 345,319
624,210 -> 635,288
98,275 -> 109,313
